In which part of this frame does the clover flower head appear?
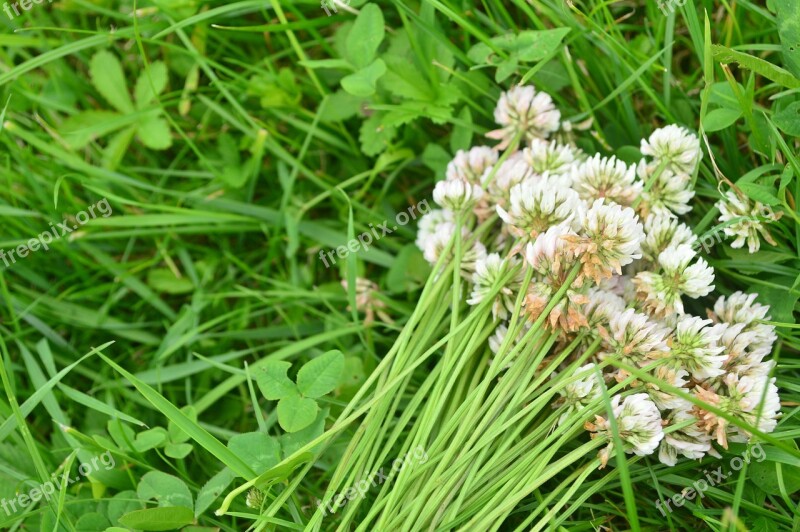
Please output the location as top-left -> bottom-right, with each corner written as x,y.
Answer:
498,175 -> 581,239
468,253 -> 524,321
694,374 -> 780,448
658,406 -> 711,466
642,212 -> 697,262
523,138 -> 579,176
446,146 -> 498,185
710,291 -> 777,352
488,153 -> 535,202
341,277 -> 391,325
488,85 -> 561,149
583,287 -> 627,328
586,393 -> 664,467
566,199 -> 644,284
636,161 -> 695,218
716,191 -> 779,253
634,244 -> 714,316
640,125 -> 702,174
421,222 -> 486,279
599,308 -> 671,366
555,363 -> 603,426
646,366 -> 690,410
715,322 -> 774,378
524,223 -> 578,280
660,316 -> 726,380
525,280 -> 588,333
570,154 -> 641,207
415,209 -> 453,251
433,179 -> 484,213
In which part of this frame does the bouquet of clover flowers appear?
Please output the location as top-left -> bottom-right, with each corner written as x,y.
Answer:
217,85 -> 782,531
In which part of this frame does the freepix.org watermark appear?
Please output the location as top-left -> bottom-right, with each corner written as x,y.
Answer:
0,198 -> 112,269
318,199 -> 430,268
1,451 -> 115,516
3,0 -> 53,20
654,443 -> 766,516
315,445 -> 428,516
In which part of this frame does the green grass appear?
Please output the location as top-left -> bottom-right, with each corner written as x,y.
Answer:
0,0 -> 798,530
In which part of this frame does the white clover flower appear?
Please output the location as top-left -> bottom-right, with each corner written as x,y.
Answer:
468,253 -> 524,321
341,277 -> 391,325
433,179 -> 484,213
658,405 -> 712,466
640,125 -> 702,175
710,291 -> 777,353
421,222 -> 486,278
487,85 -> 561,150
599,275 -> 637,304
566,199 -> 644,284
487,153 -> 534,203
656,316 -> 727,380
645,366 -> 690,411
583,288 -> 627,328
446,146 -> 498,185
636,161 -> 695,218
599,308 -> 671,366
415,209 -> 453,251
524,223 -> 577,279
570,154 -> 641,207
555,363 -> 603,426
523,138 -> 579,177
634,244 -> 714,316
641,213 -> 697,262
497,175 -> 581,239
488,321 -> 531,355
714,322 -> 774,379
716,191 -> 779,253
694,374 -> 780,448
586,393 -> 664,467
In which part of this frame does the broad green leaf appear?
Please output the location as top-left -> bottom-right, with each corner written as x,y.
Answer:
90,50 -> 135,113
345,4 -> 385,69
495,57 -> 518,83
280,408 -> 328,458
60,110 -> 134,149
297,350 -> 344,398
712,45 -> 800,89
776,1 -> 800,78
147,268 -> 195,294
227,432 -> 281,472
703,107 -> 742,132
773,102 -> 800,137
135,61 -> 169,108
134,427 -> 169,452
164,442 -> 193,459
118,506 -> 194,531
255,360 -> 297,400
359,112 -> 397,156
137,471 -> 193,510
138,115 -> 173,150
102,126 -> 137,169
194,468 -> 236,518
514,28 -> 571,62
341,59 -> 386,97
107,490 -> 145,526
76,512 -> 110,531
749,460 -> 800,495
737,182 -> 780,206
277,395 -> 319,433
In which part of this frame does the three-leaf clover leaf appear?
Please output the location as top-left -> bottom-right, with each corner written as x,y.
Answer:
60,50 -> 173,169
255,350 -> 344,433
